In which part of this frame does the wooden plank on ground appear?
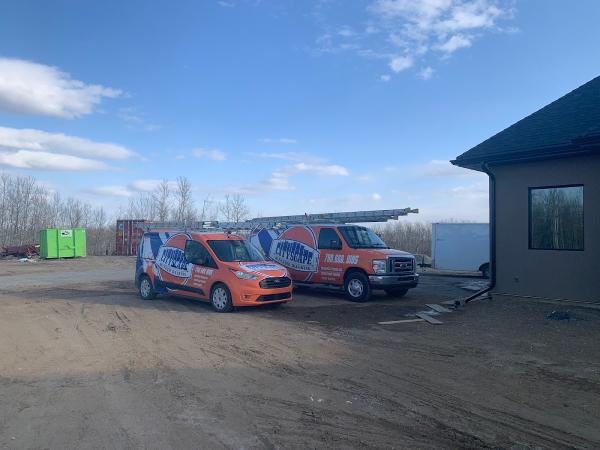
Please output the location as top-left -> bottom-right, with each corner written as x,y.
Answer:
378,318 -> 425,325
426,303 -> 453,313
416,312 -> 443,325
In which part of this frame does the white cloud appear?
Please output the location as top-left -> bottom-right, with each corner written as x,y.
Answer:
259,137 -> 297,145
311,1 -> 513,78
264,170 -> 295,191
129,179 -> 178,192
89,185 -> 133,197
129,179 -> 161,192
231,153 -> 350,195
89,179 -> 180,198
389,55 -> 413,72
0,126 -> 135,172
338,26 -> 355,37
118,107 -> 160,132
0,126 -> 135,160
417,159 -> 480,177
418,66 -> 434,80
372,192 -> 382,200
0,150 -> 108,171
293,162 -> 349,176
0,57 -> 121,118
449,182 -> 488,199
437,34 -> 472,53
249,151 -> 325,164
380,74 -> 391,82
193,148 -> 227,161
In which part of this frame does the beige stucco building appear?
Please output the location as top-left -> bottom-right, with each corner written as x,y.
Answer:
453,77 -> 600,303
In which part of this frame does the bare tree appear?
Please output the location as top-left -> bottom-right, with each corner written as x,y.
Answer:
153,179 -> 171,221
0,172 -> 116,254
219,194 -> 249,223
372,221 -> 432,256
125,193 -> 157,221
198,195 -> 218,221
173,176 -> 195,224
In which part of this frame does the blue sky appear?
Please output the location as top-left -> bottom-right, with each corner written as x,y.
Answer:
0,0 -> 599,222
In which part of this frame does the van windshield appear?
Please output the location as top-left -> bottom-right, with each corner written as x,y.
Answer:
338,226 -> 388,249
208,239 -> 266,262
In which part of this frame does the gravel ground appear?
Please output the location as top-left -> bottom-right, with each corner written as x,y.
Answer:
0,256 -> 599,449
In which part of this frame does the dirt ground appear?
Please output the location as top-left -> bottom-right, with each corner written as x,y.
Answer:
0,256 -> 599,449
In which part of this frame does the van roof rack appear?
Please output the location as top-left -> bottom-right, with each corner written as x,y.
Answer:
140,208 -> 418,233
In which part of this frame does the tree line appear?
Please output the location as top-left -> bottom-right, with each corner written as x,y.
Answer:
2,172 -> 458,258
120,177 -> 250,225
373,221 -> 432,256
0,173 -> 251,255
0,172 -> 114,255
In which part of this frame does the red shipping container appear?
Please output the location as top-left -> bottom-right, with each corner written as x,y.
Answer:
115,219 -> 149,256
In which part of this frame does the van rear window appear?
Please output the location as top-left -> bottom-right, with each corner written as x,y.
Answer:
208,240 -> 266,262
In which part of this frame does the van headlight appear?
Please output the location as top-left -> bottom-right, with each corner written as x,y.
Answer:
233,270 -> 258,280
372,259 -> 387,274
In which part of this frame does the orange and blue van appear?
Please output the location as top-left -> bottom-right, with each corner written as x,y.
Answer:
135,230 -> 292,312
250,224 -> 418,302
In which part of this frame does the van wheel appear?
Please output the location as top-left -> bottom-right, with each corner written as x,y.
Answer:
139,275 -> 156,300
385,288 -> 408,298
344,271 -> 371,302
211,284 -> 234,313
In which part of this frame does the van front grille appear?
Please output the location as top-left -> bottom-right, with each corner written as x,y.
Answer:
259,277 -> 292,289
388,257 -> 414,274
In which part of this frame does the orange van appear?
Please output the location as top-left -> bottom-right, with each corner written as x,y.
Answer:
250,224 -> 418,302
135,230 -> 292,312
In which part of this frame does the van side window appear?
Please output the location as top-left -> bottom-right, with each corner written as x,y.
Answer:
185,240 -> 217,268
318,228 -> 342,250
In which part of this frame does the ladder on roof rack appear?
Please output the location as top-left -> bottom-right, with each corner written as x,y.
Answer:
141,208 -> 419,232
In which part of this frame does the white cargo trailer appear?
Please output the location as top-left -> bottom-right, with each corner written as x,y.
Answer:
431,223 -> 490,277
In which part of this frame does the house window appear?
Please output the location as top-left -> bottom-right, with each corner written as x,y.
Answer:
529,185 -> 584,250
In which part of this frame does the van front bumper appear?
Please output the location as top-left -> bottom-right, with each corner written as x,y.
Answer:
368,273 -> 419,289
236,287 -> 293,306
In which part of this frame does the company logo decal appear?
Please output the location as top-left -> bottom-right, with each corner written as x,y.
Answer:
156,246 -> 192,278
240,263 -> 282,272
269,239 -> 319,272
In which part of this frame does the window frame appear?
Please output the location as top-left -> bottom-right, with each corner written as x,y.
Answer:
318,227 -> 343,250
185,239 -> 218,268
528,183 -> 584,252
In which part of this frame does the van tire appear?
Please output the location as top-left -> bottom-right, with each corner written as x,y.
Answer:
344,271 -> 371,302
139,275 -> 156,300
385,288 -> 408,298
211,283 -> 234,313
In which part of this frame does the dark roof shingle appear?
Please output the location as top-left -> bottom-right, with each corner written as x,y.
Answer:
453,76 -> 600,169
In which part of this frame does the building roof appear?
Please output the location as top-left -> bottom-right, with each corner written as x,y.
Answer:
452,76 -> 600,170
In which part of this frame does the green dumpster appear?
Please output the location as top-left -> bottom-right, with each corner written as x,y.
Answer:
39,228 -> 87,259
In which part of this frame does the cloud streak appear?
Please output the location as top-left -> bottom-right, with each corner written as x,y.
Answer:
0,57 -> 121,118
258,137 -> 298,145
0,126 -> 135,172
314,0 -> 514,79
193,148 -> 227,161
0,150 -> 109,171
